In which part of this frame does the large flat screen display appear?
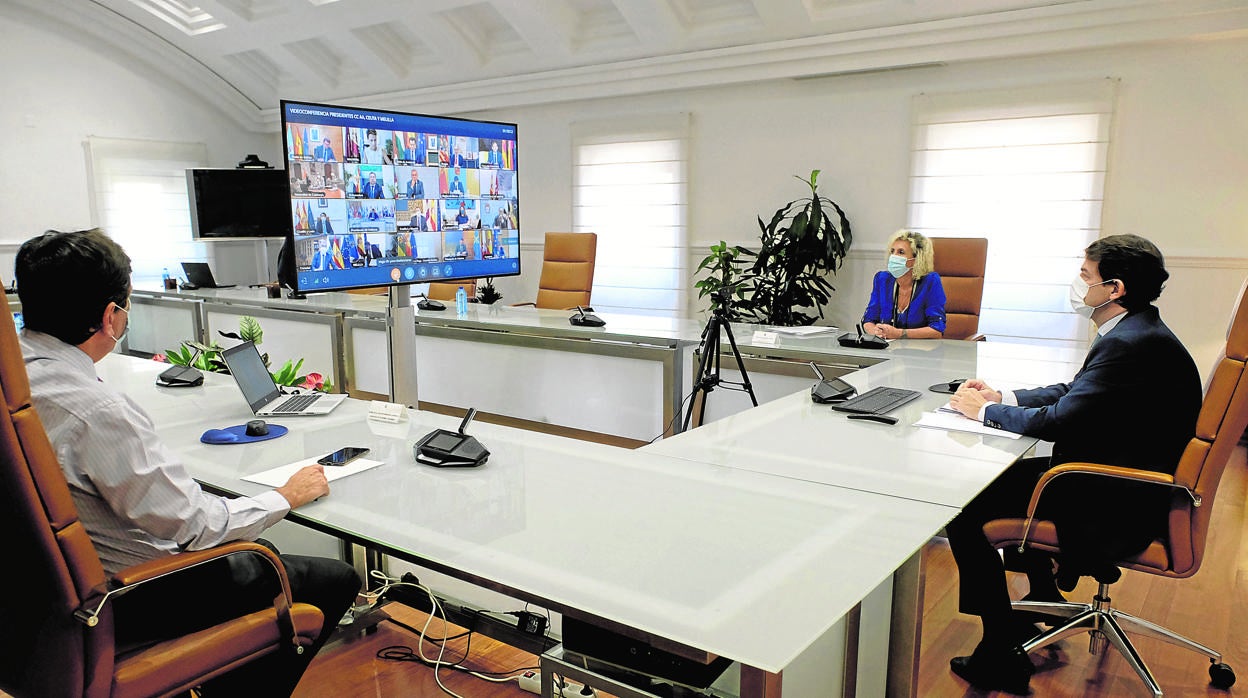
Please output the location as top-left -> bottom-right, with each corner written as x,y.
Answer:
188,168 -> 291,240
280,99 -> 520,293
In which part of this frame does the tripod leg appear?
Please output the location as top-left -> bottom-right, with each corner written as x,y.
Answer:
683,320 -> 720,431
720,321 -> 758,407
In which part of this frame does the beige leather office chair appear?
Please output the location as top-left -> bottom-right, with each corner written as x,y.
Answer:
515,232 -> 597,310
0,288 -> 325,698
930,237 -> 988,340
427,281 -> 476,301
983,277 -> 1248,695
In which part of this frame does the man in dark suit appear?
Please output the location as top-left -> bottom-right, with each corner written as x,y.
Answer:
362,172 -> 384,199
313,137 -> 335,162
409,207 -> 429,231
943,234 -> 1201,694
406,171 -> 425,199
313,213 -> 334,236
450,141 -> 467,168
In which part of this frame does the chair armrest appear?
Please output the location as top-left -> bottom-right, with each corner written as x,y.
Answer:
968,333 -> 986,342
76,542 -> 301,653
1015,462 -> 1193,553
111,541 -> 290,596
510,302 -> 536,308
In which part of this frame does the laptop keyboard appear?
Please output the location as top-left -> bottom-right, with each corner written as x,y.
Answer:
830,386 -> 921,415
273,393 -> 322,413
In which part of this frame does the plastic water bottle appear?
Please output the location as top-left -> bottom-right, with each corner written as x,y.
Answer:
455,285 -> 468,316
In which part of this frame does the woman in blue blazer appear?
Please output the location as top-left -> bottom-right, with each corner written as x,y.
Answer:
862,230 -> 946,339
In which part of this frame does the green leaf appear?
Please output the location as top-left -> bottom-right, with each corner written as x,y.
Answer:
272,359 -> 296,386
789,211 -> 810,241
239,316 -> 263,344
165,345 -> 188,365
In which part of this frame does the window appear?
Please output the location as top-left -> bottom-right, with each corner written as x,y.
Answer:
572,114 -> 689,317
908,81 -> 1116,349
86,137 -> 209,281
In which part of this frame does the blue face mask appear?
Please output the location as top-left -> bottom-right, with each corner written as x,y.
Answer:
887,254 -> 911,279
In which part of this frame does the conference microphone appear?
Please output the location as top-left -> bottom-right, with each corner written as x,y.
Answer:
569,305 -> 606,327
839,321 -> 887,350
416,293 -> 446,311
157,347 -> 204,387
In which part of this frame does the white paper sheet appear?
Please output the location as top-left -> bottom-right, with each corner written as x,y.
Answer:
914,410 -> 1022,439
242,455 -> 385,487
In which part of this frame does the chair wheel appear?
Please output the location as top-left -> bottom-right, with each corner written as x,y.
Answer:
1209,662 -> 1235,689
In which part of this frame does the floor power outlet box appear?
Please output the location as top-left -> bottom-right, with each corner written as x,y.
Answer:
517,670 -> 541,693
516,670 -> 597,697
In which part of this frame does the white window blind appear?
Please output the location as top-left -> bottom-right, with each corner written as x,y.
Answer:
86,137 -> 209,282
908,81 -> 1116,349
573,114 -> 689,317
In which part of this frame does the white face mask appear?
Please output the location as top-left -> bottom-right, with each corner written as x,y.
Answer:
1069,276 -> 1115,319
107,302 -> 130,344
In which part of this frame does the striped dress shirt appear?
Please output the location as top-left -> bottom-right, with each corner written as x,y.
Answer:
20,330 -> 290,575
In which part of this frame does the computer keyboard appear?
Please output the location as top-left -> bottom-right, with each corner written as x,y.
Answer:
829,386 -> 921,415
273,393 -> 322,413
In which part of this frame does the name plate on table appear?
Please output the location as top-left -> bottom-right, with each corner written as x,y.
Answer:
368,400 -> 407,423
751,330 -> 779,346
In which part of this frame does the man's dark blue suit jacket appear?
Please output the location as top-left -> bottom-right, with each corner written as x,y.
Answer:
984,305 -> 1202,568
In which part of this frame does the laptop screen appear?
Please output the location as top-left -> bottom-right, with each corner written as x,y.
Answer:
221,342 -> 282,412
181,262 -> 216,287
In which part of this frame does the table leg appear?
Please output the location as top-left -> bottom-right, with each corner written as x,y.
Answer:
341,540 -> 387,587
740,665 -> 783,697
886,548 -> 927,698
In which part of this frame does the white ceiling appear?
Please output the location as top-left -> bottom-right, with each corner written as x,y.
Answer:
9,0 -> 1248,130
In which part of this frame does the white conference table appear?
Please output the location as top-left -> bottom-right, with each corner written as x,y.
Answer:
646,339 -> 1085,508
99,355 -> 958,696
642,338 -> 1084,694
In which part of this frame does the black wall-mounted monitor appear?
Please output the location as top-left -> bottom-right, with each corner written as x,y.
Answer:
280,99 -> 521,294
187,168 -> 290,241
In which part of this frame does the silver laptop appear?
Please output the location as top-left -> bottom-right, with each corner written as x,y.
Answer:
220,342 -> 346,416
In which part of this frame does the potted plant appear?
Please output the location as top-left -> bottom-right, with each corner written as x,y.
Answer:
156,316 -> 333,392
693,241 -> 755,322
478,277 -> 502,305
745,170 -> 852,326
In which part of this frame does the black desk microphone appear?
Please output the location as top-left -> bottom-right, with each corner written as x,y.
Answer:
838,322 -> 887,349
569,306 -> 605,327
416,293 -> 445,311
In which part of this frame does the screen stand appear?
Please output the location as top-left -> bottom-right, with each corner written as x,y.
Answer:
387,287 -> 419,407
256,239 -> 272,283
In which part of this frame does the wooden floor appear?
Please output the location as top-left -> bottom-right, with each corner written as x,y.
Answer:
297,445 -> 1248,697
295,603 -> 544,698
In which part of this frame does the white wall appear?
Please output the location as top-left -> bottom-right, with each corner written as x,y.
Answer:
0,11 -> 278,282
459,36 -> 1248,375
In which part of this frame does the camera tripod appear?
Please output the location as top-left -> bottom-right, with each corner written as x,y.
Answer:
682,300 -> 758,431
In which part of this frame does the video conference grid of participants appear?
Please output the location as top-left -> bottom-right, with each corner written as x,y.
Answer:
285,107 -> 519,290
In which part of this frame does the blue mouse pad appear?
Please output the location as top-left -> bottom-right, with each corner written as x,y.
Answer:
201,424 -> 288,445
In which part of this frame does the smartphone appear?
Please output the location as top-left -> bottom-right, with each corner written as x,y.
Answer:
317,446 -> 370,467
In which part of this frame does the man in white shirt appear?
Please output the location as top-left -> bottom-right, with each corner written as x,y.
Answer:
16,229 -> 360,696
